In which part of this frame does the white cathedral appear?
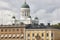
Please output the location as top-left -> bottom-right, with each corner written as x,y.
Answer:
12,1 -> 39,25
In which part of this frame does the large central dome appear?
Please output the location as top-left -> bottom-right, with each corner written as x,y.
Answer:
21,2 -> 30,8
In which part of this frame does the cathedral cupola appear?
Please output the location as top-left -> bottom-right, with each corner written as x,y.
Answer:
21,1 -> 30,8
20,0 -> 32,24
20,0 -> 30,19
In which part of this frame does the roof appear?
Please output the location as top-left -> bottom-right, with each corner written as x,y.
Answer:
0,24 -> 25,28
0,24 -> 59,29
25,24 -> 59,29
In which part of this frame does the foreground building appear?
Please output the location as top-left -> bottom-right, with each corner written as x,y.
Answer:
0,0 -> 60,40
26,24 -> 60,40
0,24 -> 25,40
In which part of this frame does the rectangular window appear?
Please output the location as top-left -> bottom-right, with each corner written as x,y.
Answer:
32,33 -> 34,37
17,29 -> 19,31
51,33 -> 53,37
28,33 -> 30,37
1,29 -> 3,32
13,29 -> 15,31
17,37 -> 19,39
1,37 -> 4,39
42,33 -> 44,37
47,33 -> 49,37
9,37 -> 11,38
9,29 -> 11,32
13,37 -> 15,38
5,29 -> 7,32
1,37 -> 3,39
5,37 -> 7,39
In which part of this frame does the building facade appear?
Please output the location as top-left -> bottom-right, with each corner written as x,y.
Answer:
0,24 -> 25,40
26,29 -> 60,40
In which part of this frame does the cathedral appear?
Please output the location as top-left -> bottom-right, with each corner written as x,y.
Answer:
0,0 -> 60,40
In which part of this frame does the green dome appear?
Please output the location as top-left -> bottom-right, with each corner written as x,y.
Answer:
21,2 -> 30,8
35,17 -> 38,19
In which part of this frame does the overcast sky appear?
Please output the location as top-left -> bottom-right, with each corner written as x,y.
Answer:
0,0 -> 60,25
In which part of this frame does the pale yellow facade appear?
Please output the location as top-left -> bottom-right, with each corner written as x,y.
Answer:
53,29 -> 60,40
25,29 -> 60,40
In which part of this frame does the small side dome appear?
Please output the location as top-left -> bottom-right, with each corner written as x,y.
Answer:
12,16 -> 16,19
28,16 -> 31,18
20,22 -> 24,25
21,2 -> 30,8
35,17 -> 38,19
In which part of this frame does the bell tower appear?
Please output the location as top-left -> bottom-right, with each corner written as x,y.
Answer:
20,0 -> 32,24
20,0 -> 30,19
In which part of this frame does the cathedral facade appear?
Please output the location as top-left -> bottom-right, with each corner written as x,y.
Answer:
0,1 -> 60,40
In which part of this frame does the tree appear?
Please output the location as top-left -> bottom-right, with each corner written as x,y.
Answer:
51,23 -> 60,29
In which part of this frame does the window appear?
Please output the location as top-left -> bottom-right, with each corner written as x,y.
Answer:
17,37 -> 19,39
5,34 -> 8,39
47,33 -> 49,37
13,29 -> 15,31
9,37 -> 11,38
13,37 -> 15,39
17,29 -> 19,31
27,12 -> 28,16
1,37 -> 3,39
51,33 -> 53,37
5,29 -> 7,32
9,34 -> 12,38
51,39 -> 53,40
9,29 -> 11,31
25,11 -> 26,16
1,29 -> 3,32
28,33 -> 30,37
5,37 -> 7,39
42,33 -> 44,37
32,33 -> 34,37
